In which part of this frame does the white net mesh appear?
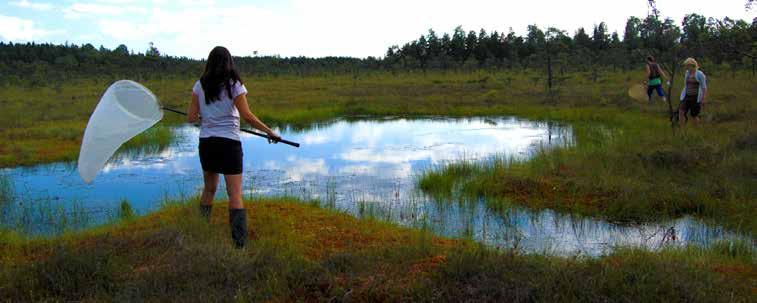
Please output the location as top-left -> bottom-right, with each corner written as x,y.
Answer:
628,83 -> 648,103
77,80 -> 163,183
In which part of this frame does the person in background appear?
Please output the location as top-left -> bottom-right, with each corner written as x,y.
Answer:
187,46 -> 280,248
678,57 -> 707,127
645,55 -> 670,105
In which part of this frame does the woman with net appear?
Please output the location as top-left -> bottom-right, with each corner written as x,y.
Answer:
187,46 -> 281,248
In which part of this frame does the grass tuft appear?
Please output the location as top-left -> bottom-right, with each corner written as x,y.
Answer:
0,197 -> 754,301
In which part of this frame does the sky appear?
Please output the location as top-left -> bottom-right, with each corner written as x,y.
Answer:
1,0 -> 754,59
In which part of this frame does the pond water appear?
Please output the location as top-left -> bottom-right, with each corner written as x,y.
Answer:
1,117 -> 747,255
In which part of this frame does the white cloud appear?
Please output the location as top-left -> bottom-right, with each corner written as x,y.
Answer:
14,0 -> 752,58
340,148 -> 433,164
302,133 -> 330,145
77,33 -> 97,41
281,0 -> 646,58
253,156 -> 330,181
0,14 -> 59,41
97,0 -> 138,3
10,0 -> 54,11
89,3 -> 283,57
63,2 -> 149,19
98,19 -> 143,40
300,124 -> 346,145
283,157 -> 328,181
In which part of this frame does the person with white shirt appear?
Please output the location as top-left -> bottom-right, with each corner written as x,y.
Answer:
187,46 -> 280,248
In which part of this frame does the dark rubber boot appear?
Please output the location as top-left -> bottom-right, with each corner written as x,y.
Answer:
229,209 -> 247,249
200,204 -> 212,222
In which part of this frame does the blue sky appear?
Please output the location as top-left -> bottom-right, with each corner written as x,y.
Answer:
1,0 -> 753,59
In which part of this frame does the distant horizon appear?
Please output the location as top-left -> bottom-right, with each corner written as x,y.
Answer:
1,0 -> 754,59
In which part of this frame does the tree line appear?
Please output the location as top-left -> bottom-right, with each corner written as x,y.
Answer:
0,13 -> 753,87
0,41 -> 385,86
386,14 -> 754,73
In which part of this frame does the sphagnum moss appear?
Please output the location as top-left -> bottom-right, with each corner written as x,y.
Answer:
0,197 -> 753,302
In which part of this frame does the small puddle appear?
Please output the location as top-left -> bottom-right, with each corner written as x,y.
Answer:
1,117 -> 749,255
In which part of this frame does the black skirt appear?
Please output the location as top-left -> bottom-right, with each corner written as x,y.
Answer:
199,136 -> 243,175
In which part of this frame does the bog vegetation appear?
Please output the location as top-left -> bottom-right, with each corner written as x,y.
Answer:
0,8 -> 754,235
0,8 -> 753,226
0,10 -> 753,165
0,4 -> 755,301
1,198 -> 754,302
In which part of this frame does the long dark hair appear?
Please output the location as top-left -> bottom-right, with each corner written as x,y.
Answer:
646,55 -> 661,77
200,46 -> 243,104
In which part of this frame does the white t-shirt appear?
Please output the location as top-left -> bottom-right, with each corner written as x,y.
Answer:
192,80 -> 247,141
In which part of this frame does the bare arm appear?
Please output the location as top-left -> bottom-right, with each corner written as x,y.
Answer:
188,93 -> 200,123
645,65 -> 651,79
700,73 -> 707,104
233,94 -> 280,141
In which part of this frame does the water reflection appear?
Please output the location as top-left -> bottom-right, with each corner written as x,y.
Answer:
427,199 -> 744,255
4,117 -> 749,255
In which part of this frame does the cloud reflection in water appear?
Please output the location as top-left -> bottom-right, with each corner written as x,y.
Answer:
7,117 -> 746,255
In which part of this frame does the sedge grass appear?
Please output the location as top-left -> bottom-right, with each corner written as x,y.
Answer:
0,195 -> 753,302
419,112 -> 756,233
2,69 -> 754,233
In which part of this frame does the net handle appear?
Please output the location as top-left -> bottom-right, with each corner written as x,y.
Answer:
162,107 -> 300,148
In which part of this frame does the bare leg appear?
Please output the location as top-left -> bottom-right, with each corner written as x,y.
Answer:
224,174 -> 244,209
200,171 -> 219,206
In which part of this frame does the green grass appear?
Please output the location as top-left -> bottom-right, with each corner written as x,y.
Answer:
0,77 -> 171,167
0,174 -> 12,226
416,243 -> 755,302
0,69 -> 636,166
0,120 -> 173,167
0,68 -> 754,301
3,69 -> 751,166
413,70 -> 756,234
418,106 -> 756,233
0,197 -> 753,302
1,68 -> 754,232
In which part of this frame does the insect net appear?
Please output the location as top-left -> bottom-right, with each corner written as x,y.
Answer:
78,80 -> 163,183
